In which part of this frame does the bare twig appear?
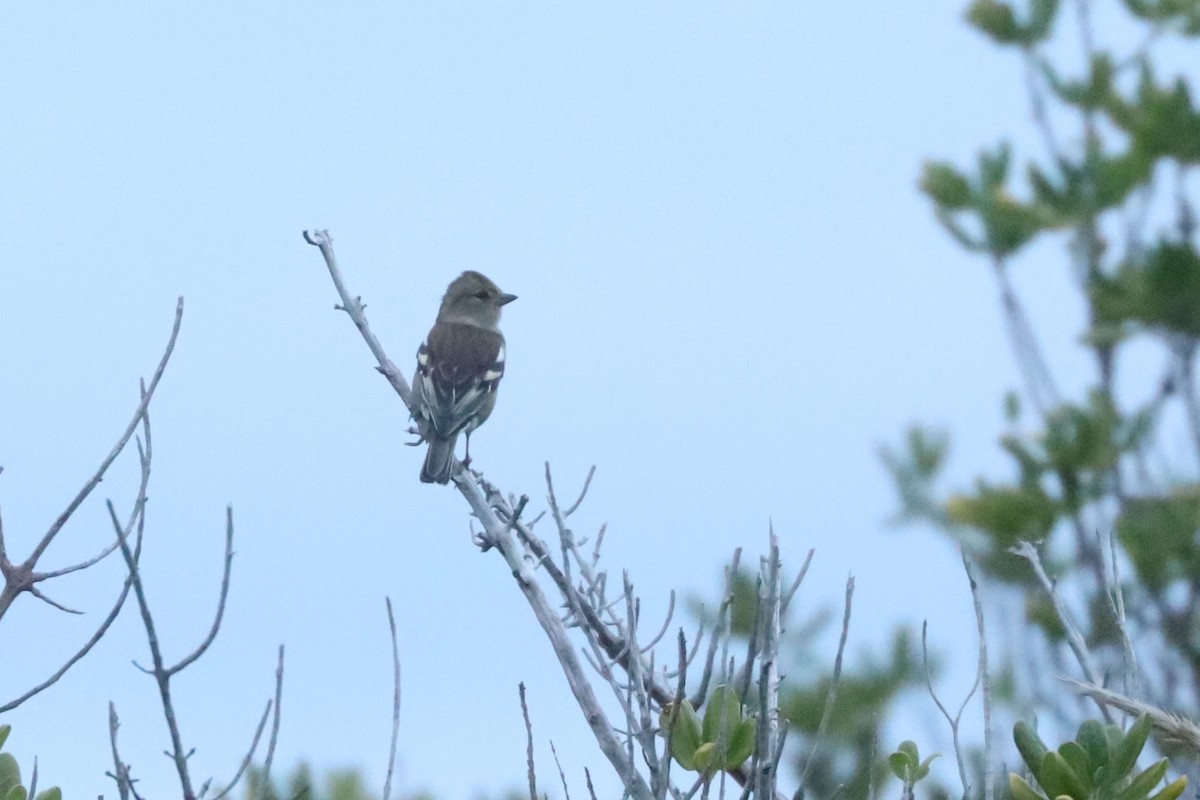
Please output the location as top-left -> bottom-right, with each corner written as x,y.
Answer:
33,298 -> 182,562
1,392 -> 155,712
521,683 -> 538,800
0,498 -> 146,712
780,548 -> 815,618
166,509 -> 235,676
690,550 -> 741,709
1062,677 -> 1200,757
211,698 -> 275,800
921,620 -> 979,798
551,740 -> 573,800
383,599 -> 402,800
107,702 -> 141,800
800,576 -> 855,791
262,645 -> 286,791
565,466 -> 598,517
1098,527 -> 1138,697
0,299 -> 182,622
118,499 -> 197,800
754,531 -> 783,800
961,554 -> 993,800
1010,541 -> 1111,722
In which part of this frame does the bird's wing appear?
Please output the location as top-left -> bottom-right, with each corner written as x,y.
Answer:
414,323 -> 505,437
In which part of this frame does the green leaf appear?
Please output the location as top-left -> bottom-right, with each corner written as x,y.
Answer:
0,728 -> 9,753
1142,241 -> 1200,335
1147,776 -> 1189,800
2,786 -> 27,800
1004,391 -> 1022,423
983,193 -> 1046,256
662,701 -> 703,770
1118,490 -> 1200,593
725,718 -> 755,769
0,755 -> 20,797
1014,721 -> 1050,776
966,0 -> 1022,42
1057,742 -> 1093,793
916,752 -> 942,780
691,741 -> 717,775
1026,0 -> 1060,41
1075,720 -> 1109,773
921,161 -> 973,209
1039,751 -> 1089,800
33,790 -> 62,800
1117,759 -> 1168,800
702,686 -> 743,744
1011,774 -> 1049,800
890,752 -> 915,781
1110,714 -> 1152,779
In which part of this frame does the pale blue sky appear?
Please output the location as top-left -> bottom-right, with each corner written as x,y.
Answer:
0,2 -> 1115,798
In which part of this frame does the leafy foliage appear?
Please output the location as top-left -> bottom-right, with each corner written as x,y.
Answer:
661,686 -> 755,777
0,726 -> 62,800
1009,716 -> 1187,800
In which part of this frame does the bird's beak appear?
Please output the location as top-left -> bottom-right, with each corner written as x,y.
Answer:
498,293 -> 518,306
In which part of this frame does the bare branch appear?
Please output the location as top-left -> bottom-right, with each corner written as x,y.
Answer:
1010,541 -> 1111,722
211,699 -> 274,800
108,702 -> 137,800
921,620 -> 978,798
1062,677 -> 1200,757
262,645 -> 286,792
690,549 -> 741,709
550,740 -> 573,800
753,531 -> 783,800
520,683 -> 539,800
26,586 -> 82,614
800,575 -> 855,791
640,590 -> 677,655
0,422 -> 151,713
117,497 -> 197,800
302,229 -> 415,409
962,553 -> 993,800
780,548 -> 815,618
565,466 -> 598,517
383,599 -> 402,800
30,298 -> 183,569
166,506 -> 235,676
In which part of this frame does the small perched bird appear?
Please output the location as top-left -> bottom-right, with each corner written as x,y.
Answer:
412,271 -> 517,484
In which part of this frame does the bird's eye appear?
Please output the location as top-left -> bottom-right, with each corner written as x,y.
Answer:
474,290 -> 490,300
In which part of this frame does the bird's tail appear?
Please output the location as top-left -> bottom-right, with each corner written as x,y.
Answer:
420,435 -> 458,484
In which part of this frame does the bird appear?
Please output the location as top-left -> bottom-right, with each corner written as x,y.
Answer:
411,271 -> 516,484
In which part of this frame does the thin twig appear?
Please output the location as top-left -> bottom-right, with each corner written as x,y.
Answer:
166,507 -> 235,676
780,549 -> 815,618
27,299 -> 183,572
551,740 -> 573,800
117,498 -> 197,800
211,699 -> 274,800
754,530 -> 783,800
565,466 -> 598,517
921,620 -> 979,798
961,553 -> 993,800
1010,541 -> 1111,722
108,702 -> 137,800
260,645 -> 286,791
690,550 -> 741,709
521,683 -> 539,800
383,598 -> 402,800
1061,677 -> 1200,757
800,576 -> 855,790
